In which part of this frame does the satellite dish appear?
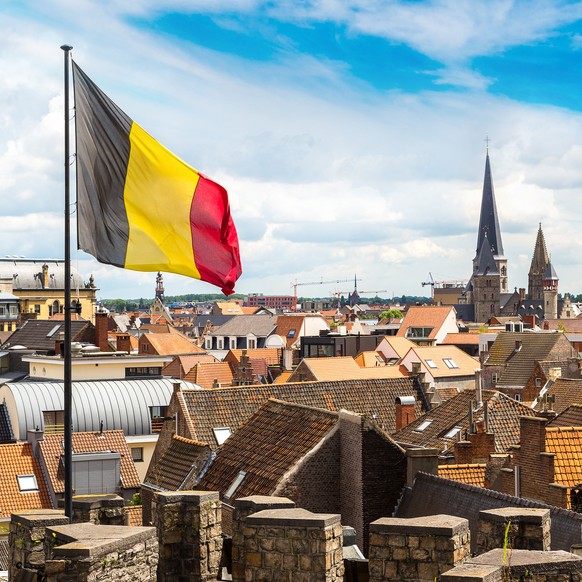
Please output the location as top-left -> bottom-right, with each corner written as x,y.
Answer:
265,334 -> 285,348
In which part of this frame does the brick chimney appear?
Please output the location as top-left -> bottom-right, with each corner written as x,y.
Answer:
116,334 -> 132,354
395,396 -> 415,430
94,311 -> 109,352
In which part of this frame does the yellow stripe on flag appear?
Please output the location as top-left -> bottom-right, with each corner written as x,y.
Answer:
124,122 -> 202,279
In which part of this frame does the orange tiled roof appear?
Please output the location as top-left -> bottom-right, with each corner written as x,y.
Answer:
184,362 -> 234,389
274,315 -> 306,348
125,505 -> 143,526
438,463 -> 487,487
39,430 -> 141,494
0,443 -> 52,518
163,353 -> 217,377
273,371 -> 293,384
291,356 -> 405,382
545,427 -> 582,488
355,351 -> 386,368
410,345 -> 479,378
225,349 -> 282,367
142,332 -> 205,355
442,334 -> 480,345
379,337 -> 417,359
396,306 -> 455,339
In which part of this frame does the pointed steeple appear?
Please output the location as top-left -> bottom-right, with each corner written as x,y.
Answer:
475,152 -> 504,259
475,234 -> 499,276
529,223 -> 549,278
544,259 -> 558,281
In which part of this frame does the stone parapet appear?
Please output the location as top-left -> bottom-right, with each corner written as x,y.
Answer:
43,522 -> 158,581
153,490 -> 222,582
232,496 -> 296,582
476,507 -> 551,554
8,509 -> 69,580
243,507 -> 344,582
71,494 -> 126,525
368,514 -> 470,581
442,548 -> 582,581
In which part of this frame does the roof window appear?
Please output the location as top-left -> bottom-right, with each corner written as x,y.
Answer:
425,359 -> 438,369
414,419 -> 433,432
212,427 -> 232,446
443,426 -> 462,439
17,474 -> 39,493
442,358 -> 458,369
224,470 -> 246,501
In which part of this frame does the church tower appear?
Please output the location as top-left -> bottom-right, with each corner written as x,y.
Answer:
472,151 -> 508,293
543,259 -> 559,320
528,224 -> 549,301
472,234 -> 501,323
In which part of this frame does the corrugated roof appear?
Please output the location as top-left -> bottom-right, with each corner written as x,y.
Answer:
39,430 -> 140,494
198,399 -> 338,500
0,442 -> 52,518
0,259 -> 85,289
178,377 -> 428,449
0,378 -> 201,439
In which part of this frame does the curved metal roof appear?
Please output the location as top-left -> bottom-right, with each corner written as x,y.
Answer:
2,378 -> 201,439
0,258 -> 85,289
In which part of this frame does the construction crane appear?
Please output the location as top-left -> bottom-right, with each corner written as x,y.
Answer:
421,273 -> 467,301
290,277 -> 360,312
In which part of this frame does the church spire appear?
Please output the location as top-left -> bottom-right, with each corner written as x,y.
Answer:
475,152 -> 504,259
529,223 -> 549,278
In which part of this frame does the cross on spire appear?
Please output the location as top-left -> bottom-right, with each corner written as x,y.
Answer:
485,134 -> 491,152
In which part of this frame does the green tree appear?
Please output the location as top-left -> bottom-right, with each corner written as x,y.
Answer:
380,309 -> 403,321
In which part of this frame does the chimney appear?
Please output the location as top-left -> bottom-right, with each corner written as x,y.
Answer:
94,310 -> 109,352
282,349 -> 293,371
27,427 -> 44,457
395,396 -> 416,430
406,448 -> 438,486
515,340 -> 522,352
519,288 -> 526,301
42,263 -> 49,288
116,334 -> 132,354
475,370 -> 483,406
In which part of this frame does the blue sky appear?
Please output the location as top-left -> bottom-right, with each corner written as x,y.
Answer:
3,1 -> 582,302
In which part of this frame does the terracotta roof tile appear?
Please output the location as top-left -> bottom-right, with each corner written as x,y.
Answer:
145,434 -> 211,491
548,404 -> 582,428
410,346 -> 479,378
125,505 -> 142,526
392,389 -> 536,455
183,362 -> 234,388
290,357 -> 405,382
442,334 -> 480,345
0,442 -> 52,518
438,463 -> 487,487
198,399 -> 338,500
224,349 -> 282,366
545,427 -> 582,489
178,377 -> 428,450
396,306 -> 455,340
535,378 -> 582,415
141,332 -> 204,356
39,430 -> 140,494
274,315 -> 306,348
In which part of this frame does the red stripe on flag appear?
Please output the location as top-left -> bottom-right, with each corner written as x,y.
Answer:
190,175 -> 242,295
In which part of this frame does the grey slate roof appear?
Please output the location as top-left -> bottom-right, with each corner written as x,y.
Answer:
475,235 -> 499,276
485,332 -> 574,388
395,472 -> 582,552
209,314 -> 277,338
475,153 -> 504,258
0,402 -> 14,443
0,378 -> 202,439
2,319 -> 95,352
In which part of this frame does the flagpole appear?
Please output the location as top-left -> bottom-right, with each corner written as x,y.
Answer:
61,44 -> 73,522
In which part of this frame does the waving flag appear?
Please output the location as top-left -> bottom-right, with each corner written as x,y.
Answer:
72,61 -> 241,295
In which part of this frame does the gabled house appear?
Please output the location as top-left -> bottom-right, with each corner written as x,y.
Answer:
374,336 -> 416,364
196,398 -> 408,551
211,301 -> 244,316
399,345 -> 480,402
205,314 -> 278,353
274,314 -> 329,349
391,388 -> 536,459
162,353 -> 218,378
396,306 -> 458,346
481,331 -> 576,400
183,361 -> 235,388
36,429 -> 141,506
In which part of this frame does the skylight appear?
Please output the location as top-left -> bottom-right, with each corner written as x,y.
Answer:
442,358 -> 458,369
212,427 -> 232,446
224,470 -> 247,500
46,324 -> 61,338
425,359 -> 437,369
414,420 -> 433,432
444,426 -> 462,439
17,474 -> 39,493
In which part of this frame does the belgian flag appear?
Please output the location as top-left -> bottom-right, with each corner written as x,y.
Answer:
72,61 -> 242,295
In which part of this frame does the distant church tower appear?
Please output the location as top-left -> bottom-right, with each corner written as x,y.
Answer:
155,272 -> 165,302
472,150 -> 508,293
472,233 -> 501,323
528,224 -> 550,301
543,259 -> 559,320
